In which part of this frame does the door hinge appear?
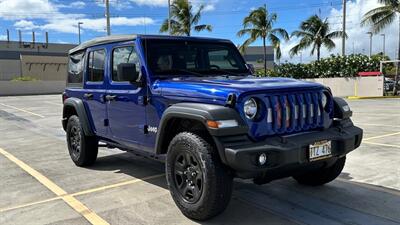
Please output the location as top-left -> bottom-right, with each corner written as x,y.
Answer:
138,96 -> 150,105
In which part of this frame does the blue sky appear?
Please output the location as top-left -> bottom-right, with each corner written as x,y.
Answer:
0,0 -> 396,62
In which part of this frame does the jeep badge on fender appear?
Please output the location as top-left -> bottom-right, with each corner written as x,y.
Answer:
62,35 -> 363,221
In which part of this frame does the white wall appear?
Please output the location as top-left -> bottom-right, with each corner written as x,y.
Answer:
0,81 -> 65,96
305,76 -> 384,97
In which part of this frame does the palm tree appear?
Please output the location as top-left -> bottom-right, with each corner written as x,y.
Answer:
290,15 -> 346,61
237,5 -> 289,75
361,0 -> 400,95
160,0 -> 212,36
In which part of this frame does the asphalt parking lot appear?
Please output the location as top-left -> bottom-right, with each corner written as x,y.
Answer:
0,95 -> 399,225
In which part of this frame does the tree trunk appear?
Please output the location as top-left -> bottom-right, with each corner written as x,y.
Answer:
263,37 -> 267,76
393,17 -> 400,95
317,47 -> 321,61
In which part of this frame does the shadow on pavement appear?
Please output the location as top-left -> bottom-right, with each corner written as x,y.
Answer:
87,152 -> 400,225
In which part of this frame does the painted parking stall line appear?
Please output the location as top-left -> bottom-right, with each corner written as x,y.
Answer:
0,147 -> 109,225
0,103 -> 45,118
363,132 -> 400,141
0,173 -> 165,213
363,141 -> 400,149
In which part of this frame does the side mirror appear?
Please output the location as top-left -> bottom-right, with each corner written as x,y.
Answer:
117,63 -> 141,84
246,63 -> 255,74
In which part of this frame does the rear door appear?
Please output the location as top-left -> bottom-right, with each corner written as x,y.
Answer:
82,47 -> 108,137
106,43 -> 148,149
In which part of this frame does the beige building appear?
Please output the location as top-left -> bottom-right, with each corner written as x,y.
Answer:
0,40 -> 76,81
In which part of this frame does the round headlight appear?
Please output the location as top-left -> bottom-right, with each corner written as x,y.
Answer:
244,98 -> 258,119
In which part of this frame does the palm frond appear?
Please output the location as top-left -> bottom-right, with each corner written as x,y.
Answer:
194,24 -> 212,32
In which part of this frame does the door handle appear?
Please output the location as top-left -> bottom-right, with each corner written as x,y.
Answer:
83,93 -> 93,100
105,95 -> 117,101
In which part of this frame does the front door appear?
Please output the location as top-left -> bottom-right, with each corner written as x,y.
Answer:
106,44 -> 147,148
83,48 -> 107,137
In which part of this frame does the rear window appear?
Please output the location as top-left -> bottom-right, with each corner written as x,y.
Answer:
67,51 -> 84,87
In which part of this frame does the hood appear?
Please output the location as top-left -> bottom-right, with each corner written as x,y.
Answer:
155,76 -> 324,102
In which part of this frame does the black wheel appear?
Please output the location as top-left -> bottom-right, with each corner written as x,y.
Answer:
166,132 -> 233,221
66,115 -> 98,167
293,157 -> 346,186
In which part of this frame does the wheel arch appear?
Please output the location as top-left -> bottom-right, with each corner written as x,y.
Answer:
155,103 -> 248,164
62,97 -> 95,136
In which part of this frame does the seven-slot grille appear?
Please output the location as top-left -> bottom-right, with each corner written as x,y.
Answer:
264,91 -> 324,135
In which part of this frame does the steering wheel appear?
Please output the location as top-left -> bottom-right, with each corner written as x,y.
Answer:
210,65 -> 220,70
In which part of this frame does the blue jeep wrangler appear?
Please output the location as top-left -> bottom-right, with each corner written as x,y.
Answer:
62,35 -> 363,220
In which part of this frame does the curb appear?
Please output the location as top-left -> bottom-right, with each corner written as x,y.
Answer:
347,96 -> 400,100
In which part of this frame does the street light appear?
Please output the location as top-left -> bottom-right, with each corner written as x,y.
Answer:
380,34 -> 386,56
78,22 -> 83,44
367,32 -> 373,57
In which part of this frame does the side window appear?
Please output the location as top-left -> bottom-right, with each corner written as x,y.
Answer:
208,49 -> 239,69
87,49 -> 105,82
112,46 -> 140,81
67,51 -> 84,86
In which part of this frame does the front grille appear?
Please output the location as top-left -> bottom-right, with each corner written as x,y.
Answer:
264,91 -> 325,135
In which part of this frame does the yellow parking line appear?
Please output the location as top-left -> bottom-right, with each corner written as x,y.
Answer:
364,132 -> 400,141
357,123 -> 400,128
0,147 -> 109,225
0,103 -> 45,118
0,197 -> 61,213
71,174 -> 165,196
363,141 -> 400,148
0,173 -> 165,213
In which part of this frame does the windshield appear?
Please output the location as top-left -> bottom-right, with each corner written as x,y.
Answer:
143,39 -> 249,76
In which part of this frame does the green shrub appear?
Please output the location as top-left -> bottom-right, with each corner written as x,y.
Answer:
257,54 -> 390,79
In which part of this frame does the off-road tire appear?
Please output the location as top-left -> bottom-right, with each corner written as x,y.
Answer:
166,132 -> 233,221
293,157 -> 346,186
66,115 -> 98,166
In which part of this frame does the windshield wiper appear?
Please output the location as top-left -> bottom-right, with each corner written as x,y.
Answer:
209,69 -> 246,76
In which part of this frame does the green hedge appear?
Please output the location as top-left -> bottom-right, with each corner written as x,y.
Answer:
257,54 -> 391,79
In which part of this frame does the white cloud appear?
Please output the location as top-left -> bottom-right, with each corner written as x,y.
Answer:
130,0 -> 168,7
59,1 -> 86,9
0,0 -> 59,20
280,0 -> 398,63
0,0 -> 155,35
0,35 -> 7,40
203,4 -> 216,12
14,20 -> 40,30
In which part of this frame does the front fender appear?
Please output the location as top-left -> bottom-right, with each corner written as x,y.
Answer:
155,103 -> 248,161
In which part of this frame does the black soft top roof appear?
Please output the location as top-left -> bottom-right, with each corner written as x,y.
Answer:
68,34 -> 232,55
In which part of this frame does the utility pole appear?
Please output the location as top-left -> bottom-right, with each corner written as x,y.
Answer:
342,0 -> 346,56
380,34 -> 385,56
105,0 -> 111,36
367,32 -> 373,57
78,22 -> 83,44
168,0 -> 171,35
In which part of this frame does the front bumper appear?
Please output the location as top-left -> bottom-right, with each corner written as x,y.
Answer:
220,122 -> 362,176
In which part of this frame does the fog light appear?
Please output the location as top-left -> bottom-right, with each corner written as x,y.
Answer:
258,153 -> 267,165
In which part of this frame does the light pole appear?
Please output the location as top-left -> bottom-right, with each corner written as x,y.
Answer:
78,22 -> 83,44
380,34 -> 386,56
367,32 -> 373,57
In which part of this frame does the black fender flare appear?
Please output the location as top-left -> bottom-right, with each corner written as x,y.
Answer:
155,103 -> 248,163
333,97 -> 353,119
62,97 -> 95,136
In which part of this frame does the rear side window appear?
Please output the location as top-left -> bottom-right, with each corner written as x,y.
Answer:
67,52 -> 84,87
112,46 -> 140,81
87,49 -> 106,82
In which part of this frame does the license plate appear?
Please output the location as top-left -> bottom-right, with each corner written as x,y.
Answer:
309,140 -> 332,161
